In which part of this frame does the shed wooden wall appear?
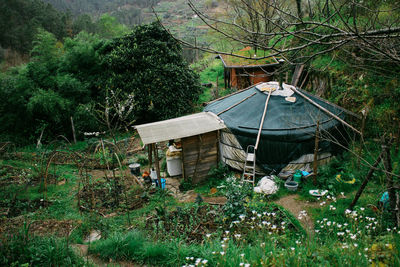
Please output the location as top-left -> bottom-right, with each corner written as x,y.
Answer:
229,67 -> 272,89
181,131 -> 219,184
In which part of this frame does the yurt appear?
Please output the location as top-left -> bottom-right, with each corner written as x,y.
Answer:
204,82 -> 350,173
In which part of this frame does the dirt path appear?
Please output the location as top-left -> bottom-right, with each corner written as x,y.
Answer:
73,244 -> 143,267
165,177 -> 227,205
274,194 -> 320,236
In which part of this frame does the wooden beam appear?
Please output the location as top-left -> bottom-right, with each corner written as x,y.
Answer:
291,64 -> 304,87
255,89 -> 273,150
292,87 -> 361,135
153,144 -> 161,188
349,150 -> 384,210
148,144 -> 153,172
217,92 -> 256,116
297,87 -> 361,120
313,121 -> 320,185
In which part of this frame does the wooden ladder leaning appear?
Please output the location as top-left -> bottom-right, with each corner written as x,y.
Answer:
242,85 -> 275,186
242,145 -> 256,185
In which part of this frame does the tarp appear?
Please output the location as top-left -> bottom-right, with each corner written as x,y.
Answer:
204,82 -> 347,172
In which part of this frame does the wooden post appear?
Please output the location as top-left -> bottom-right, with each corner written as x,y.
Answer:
153,144 -> 162,188
255,89 -> 273,150
148,144 -> 153,172
382,136 -> 397,223
37,128 -> 45,148
349,150 -> 384,210
70,116 -> 77,144
313,121 -> 320,185
216,76 -> 219,99
357,109 -> 368,169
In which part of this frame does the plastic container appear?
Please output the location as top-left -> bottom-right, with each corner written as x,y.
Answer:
293,170 -> 302,183
166,157 -> 182,176
128,163 -> 140,176
155,178 -> 166,189
285,181 -> 299,191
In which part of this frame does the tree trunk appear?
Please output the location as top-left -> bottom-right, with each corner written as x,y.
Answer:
296,0 -> 302,19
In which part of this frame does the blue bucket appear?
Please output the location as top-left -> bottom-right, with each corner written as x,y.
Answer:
155,178 -> 166,189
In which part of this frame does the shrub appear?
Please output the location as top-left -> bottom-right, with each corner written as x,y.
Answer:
0,227 -> 84,266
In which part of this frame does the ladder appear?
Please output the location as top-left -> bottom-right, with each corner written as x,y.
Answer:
242,87 -> 274,186
242,145 -> 256,185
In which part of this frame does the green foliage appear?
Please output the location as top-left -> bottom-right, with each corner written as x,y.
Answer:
222,176 -> 253,219
134,154 -> 149,166
104,22 -> 202,122
0,0 -> 69,54
95,14 -> 129,39
0,225 -> 85,266
179,176 -> 194,191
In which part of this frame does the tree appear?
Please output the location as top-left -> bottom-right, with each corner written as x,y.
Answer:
184,0 -> 400,69
104,22 -> 202,122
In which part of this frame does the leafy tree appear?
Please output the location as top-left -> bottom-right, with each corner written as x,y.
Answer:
104,22 -> 202,122
0,0 -> 68,54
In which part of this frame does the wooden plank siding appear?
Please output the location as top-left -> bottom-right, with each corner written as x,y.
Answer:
181,131 -> 219,184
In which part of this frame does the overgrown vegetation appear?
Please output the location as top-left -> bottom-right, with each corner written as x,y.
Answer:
1,0 -> 400,266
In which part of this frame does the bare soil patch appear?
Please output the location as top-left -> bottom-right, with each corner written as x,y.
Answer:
77,172 -> 146,215
0,218 -> 78,238
0,198 -> 52,218
274,194 -> 320,235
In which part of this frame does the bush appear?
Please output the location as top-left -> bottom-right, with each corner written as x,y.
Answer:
222,176 -> 253,220
0,227 -> 84,266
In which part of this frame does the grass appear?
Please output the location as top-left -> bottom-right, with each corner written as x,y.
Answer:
1,136 -> 399,266
0,226 -> 86,266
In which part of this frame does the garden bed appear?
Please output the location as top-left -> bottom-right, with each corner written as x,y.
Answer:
77,176 -> 146,215
0,198 -> 52,218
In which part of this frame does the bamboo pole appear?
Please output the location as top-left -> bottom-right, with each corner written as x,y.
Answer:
217,92 -> 256,116
255,89 -> 273,150
291,87 -> 361,135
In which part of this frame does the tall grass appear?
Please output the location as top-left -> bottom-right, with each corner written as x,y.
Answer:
88,228 -> 398,266
0,228 -> 85,266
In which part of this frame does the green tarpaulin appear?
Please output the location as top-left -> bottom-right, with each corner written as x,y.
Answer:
204,85 -> 348,172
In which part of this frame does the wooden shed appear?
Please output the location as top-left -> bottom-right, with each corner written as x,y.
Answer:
135,112 -> 226,184
217,47 -> 280,89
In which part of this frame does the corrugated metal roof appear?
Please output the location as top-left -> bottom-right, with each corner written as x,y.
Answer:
135,112 -> 226,145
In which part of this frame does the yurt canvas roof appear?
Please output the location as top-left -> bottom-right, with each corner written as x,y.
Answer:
204,82 -> 348,172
